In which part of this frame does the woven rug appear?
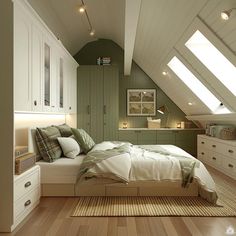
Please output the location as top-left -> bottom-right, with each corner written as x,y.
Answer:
72,196 -> 236,217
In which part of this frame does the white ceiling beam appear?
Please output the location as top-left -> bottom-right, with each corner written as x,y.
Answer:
124,0 -> 141,75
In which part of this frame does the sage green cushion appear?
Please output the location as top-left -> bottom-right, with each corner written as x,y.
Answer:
35,126 -> 62,162
54,124 -> 72,137
71,128 -> 95,154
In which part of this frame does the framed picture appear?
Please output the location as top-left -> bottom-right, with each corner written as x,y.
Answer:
127,89 -> 156,116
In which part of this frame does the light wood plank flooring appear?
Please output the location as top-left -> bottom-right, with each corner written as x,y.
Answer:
2,166 -> 236,236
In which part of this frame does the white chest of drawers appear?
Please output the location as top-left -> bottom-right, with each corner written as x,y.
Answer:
12,165 -> 40,230
198,135 -> 236,179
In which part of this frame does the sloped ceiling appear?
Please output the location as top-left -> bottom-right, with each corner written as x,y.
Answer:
27,0 -> 236,116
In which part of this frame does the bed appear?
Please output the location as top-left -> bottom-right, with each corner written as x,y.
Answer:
28,128 -> 217,203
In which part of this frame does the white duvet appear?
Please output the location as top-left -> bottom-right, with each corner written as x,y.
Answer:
86,141 -> 217,202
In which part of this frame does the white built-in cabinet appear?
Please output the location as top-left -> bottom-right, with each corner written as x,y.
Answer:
14,0 -> 78,114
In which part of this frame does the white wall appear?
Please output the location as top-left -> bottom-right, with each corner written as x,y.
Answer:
0,0 -> 14,232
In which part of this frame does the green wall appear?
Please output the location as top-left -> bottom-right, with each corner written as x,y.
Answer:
74,39 -> 190,128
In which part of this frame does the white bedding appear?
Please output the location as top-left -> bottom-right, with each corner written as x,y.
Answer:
84,141 -> 217,202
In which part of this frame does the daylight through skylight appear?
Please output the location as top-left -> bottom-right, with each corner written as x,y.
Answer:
167,56 -> 230,114
185,30 -> 236,96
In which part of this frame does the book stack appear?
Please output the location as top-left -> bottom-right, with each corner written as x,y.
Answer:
15,146 -> 36,175
97,57 -> 111,65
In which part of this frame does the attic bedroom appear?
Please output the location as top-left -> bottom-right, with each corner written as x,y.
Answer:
1,0 -> 236,235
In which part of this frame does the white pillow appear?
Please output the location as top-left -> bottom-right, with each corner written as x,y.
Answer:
57,137 -> 81,158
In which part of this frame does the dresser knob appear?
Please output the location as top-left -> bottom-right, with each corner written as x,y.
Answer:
24,181 -> 31,188
201,141 -> 205,144
228,164 -> 234,168
228,150 -> 234,153
201,152 -> 204,155
212,145 -> 216,148
212,157 -> 216,160
24,200 -> 31,207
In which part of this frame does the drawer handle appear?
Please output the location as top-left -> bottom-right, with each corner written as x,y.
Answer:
201,152 -> 205,155
212,145 -> 216,148
24,181 -> 31,188
24,200 -> 31,207
212,157 -> 216,160
201,141 -> 205,144
228,150 -> 234,154
228,164 -> 234,168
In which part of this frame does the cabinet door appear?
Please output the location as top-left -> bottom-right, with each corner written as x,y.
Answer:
31,24 -> 42,112
14,5 -> 31,111
70,65 -> 77,113
57,56 -> 65,112
156,131 -> 175,145
42,39 -> 52,112
77,66 -> 91,133
138,131 -> 157,144
90,66 -> 104,143
175,130 -> 197,156
118,131 -> 138,144
103,66 -> 119,141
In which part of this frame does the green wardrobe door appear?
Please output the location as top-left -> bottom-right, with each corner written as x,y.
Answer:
77,66 -> 91,134
138,131 -> 157,144
118,130 -> 138,144
90,66 -> 104,143
103,66 -> 119,141
156,131 -> 175,145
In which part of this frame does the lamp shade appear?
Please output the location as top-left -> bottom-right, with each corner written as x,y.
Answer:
157,105 -> 166,114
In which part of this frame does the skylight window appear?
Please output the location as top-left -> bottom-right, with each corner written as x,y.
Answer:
185,30 -> 236,96
167,56 -> 230,114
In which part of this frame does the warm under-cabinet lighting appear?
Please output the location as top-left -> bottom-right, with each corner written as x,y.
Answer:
78,5 -> 85,13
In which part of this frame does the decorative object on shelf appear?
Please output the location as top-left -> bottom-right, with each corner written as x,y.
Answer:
157,105 -> 170,127
122,122 -> 128,129
127,89 -> 156,116
15,152 -> 36,175
177,122 -> 181,128
97,57 -> 111,65
147,118 -> 161,129
15,146 -> 28,158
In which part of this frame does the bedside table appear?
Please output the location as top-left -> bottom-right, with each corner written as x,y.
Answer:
13,165 -> 40,230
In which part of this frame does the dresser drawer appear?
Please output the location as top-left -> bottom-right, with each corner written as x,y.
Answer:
14,187 -> 40,220
207,151 -> 222,168
220,145 -> 236,159
197,148 -> 208,162
14,166 -> 40,201
197,136 -> 208,150
222,157 -> 236,177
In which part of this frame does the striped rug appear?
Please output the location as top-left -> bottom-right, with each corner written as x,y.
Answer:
72,196 -> 236,217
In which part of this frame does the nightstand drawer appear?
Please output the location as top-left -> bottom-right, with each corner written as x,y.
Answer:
14,165 -> 40,201
14,187 -> 40,220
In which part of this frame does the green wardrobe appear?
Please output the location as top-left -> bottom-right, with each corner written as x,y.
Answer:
77,65 -> 119,143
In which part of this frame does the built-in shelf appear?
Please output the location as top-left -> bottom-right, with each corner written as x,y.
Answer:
186,113 -> 236,121
119,128 -> 204,131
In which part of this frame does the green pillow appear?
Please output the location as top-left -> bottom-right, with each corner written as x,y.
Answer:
35,126 -> 62,162
71,128 -> 95,154
54,124 -> 72,137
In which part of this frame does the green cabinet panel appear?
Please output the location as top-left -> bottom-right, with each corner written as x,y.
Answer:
90,66 -> 104,143
138,131 -> 156,144
77,65 -> 119,143
118,130 -> 137,144
77,66 -> 90,134
156,131 -> 175,145
103,66 -> 119,141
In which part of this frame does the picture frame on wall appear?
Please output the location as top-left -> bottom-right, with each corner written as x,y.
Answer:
127,89 -> 156,116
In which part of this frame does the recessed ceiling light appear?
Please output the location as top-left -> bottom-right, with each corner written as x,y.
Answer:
89,29 -> 95,36
162,71 -> 168,76
220,8 -> 236,20
78,5 -> 85,13
188,102 -> 193,106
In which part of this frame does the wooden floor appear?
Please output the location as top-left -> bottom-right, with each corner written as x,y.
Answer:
3,166 -> 236,236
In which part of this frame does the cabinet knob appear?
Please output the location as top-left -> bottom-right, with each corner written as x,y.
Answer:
34,100 -> 37,106
69,106 -> 72,110
24,200 -> 31,207
212,145 -> 216,148
201,141 -> 205,144
228,164 -> 234,168
24,181 -> 31,188
201,152 -> 204,155
228,150 -> 234,153
51,105 -> 55,108
212,157 -> 216,160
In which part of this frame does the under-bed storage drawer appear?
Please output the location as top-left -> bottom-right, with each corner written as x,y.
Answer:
105,186 -> 137,196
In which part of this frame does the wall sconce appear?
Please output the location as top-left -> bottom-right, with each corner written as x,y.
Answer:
157,105 -> 170,128
221,8 -> 236,20
123,122 -> 128,129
